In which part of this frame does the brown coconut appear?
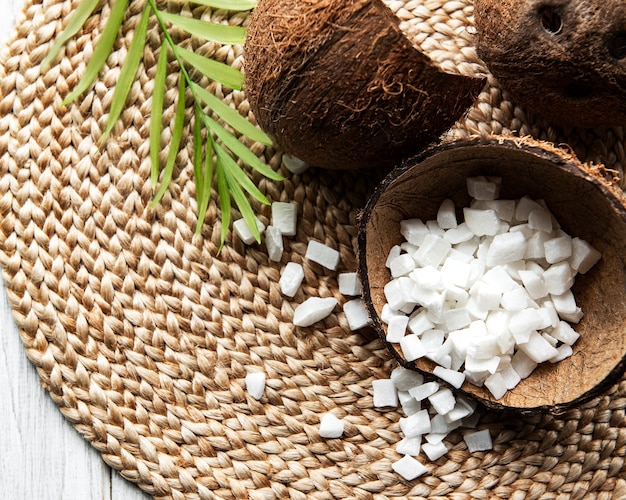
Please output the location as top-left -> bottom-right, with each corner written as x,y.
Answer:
358,137 -> 626,413
474,0 -> 626,128
243,0 -> 485,170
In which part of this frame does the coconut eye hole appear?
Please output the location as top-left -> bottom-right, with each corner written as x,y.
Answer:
608,32 -> 626,60
538,6 -> 564,35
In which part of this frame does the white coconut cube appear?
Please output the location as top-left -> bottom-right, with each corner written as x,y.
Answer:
543,262 -> 575,295
444,400 -> 475,424
483,199 -> 516,222
560,307 -> 584,323
471,281 -> 502,312
544,234 -> 573,264
343,298 -> 371,331
551,320 -> 580,346
569,237 -> 601,273
271,202 -> 297,236
319,413 -> 344,438
396,437 -> 422,456
422,329 -> 445,354
528,207 -> 553,232
386,315 -> 409,343
550,344 -> 574,362
486,231 -> 527,267
467,176 -> 501,200
408,381 -> 440,401
428,388 -> 456,415
519,331 -> 560,363
411,285 -> 440,310
385,245 -> 402,268
414,234 -> 452,267
524,231 -> 550,260
391,366 -> 425,391
437,199 -> 458,229
427,220 -> 446,236
279,262 -> 304,297
392,455 -> 428,481
338,272 -> 362,296
408,309 -> 435,335
518,270 -> 549,300
399,409 -> 432,437
265,225 -> 284,262
463,208 -> 501,236
514,196 -> 543,222
484,372 -> 508,400
400,334 -> 427,361
551,290 -> 578,316
511,350 -> 538,379
399,391 -> 423,416
234,217 -> 266,245
482,266 -> 518,292
499,361 -> 522,390
440,257 -> 472,288
410,265 -> 443,290
389,253 -> 417,278
422,441 -> 449,461
500,286 -> 530,312
305,240 -> 340,270
444,223 -> 475,244
372,379 -> 399,408
292,297 -> 337,327
400,218 -> 430,246
282,154 -> 309,174
433,366 -> 466,389
384,277 -> 417,313
425,293 -> 447,324
444,308 -> 472,331
245,372 -> 266,400
463,429 -> 493,453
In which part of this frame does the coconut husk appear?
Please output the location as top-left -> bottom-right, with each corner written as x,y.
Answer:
474,0 -> 626,127
244,0 -> 485,170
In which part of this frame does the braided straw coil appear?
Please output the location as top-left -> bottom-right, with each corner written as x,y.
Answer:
1,0 -> 626,499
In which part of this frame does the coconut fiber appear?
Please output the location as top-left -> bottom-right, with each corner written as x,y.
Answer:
0,0 -> 625,499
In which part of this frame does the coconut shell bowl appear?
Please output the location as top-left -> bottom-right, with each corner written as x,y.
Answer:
358,137 -> 626,413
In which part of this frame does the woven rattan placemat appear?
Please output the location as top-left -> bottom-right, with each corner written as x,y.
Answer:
1,0 -> 626,498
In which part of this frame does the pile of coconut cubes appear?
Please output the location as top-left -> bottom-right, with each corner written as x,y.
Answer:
381,176 -> 601,400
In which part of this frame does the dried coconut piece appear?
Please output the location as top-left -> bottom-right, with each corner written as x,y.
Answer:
293,297 -> 337,327
422,441 -> 448,461
245,372 -> 266,400
305,240 -> 340,270
279,262 -> 304,297
271,202 -> 298,236
265,226 -> 284,262
338,272 -> 362,296
319,413 -> 344,438
437,199 -> 458,229
373,379 -> 399,408
392,455 -> 428,481
282,154 -> 309,174
463,429 -> 492,453
396,436 -> 422,456
343,298 -> 372,331
234,217 -> 266,244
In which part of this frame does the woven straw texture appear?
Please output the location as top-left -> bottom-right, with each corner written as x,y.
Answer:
1,0 -> 626,498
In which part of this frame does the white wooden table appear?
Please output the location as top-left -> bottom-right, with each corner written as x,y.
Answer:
0,1 -> 152,498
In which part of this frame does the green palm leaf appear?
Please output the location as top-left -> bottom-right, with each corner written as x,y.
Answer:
101,5 -> 150,145
216,160 -> 231,249
204,114 -> 283,181
152,76 -> 187,206
158,11 -> 246,45
63,0 -> 129,105
191,82 -> 271,145
215,142 -> 269,205
150,40 -> 169,188
177,46 -> 243,90
42,0 -> 101,71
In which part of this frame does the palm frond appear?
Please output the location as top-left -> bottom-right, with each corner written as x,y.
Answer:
46,0 -> 281,247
